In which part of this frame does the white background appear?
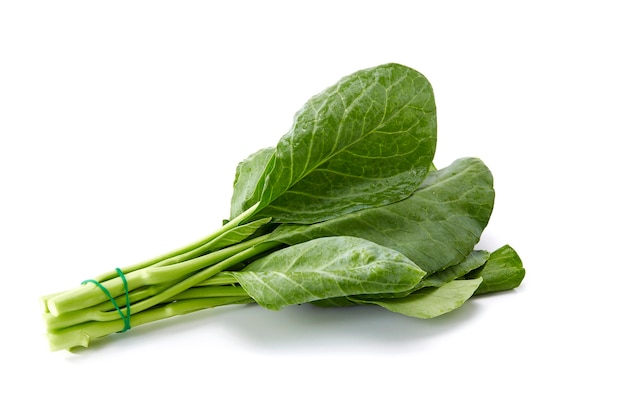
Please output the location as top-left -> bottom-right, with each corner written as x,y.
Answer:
1,1 -> 624,415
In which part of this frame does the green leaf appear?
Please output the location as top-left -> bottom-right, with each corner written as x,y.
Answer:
417,250 -> 490,289
270,157 -> 494,274
222,236 -> 426,310
235,63 -> 437,224
230,147 -> 275,219
313,249 -> 489,306
465,245 -> 525,295
205,218 -> 273,252
354,278 -> 483,319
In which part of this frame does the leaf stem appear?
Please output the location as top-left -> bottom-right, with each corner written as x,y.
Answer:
47,296 -> 254,352
88,202 -> 261,284
44,284 -> 250,331
43,238 -> 282,350
45,222 -> 268,316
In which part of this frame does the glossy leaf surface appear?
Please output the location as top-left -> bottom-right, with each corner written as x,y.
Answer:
232,63 -> 437,224
224,236 -> 426,310
270,157 -> 494,273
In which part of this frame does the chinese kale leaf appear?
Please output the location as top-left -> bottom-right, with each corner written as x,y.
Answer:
230,63 -> 437,224
222,236 -> 426,310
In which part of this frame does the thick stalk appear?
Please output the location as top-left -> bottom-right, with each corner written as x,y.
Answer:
47,296 -> 254,351
45,233 -> 271,316
127,240 -> 280,315
44,284 -> 250,331
41,202 -> 261,314
45,239 -> 282,350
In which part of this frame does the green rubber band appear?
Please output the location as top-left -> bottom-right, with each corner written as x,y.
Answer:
82,268 -> 131,332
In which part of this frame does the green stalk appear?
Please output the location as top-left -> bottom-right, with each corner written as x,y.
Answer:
45,239 -> 282,350
47,296 -> 254,352
89,202 -> 261,284
41,202 -> 261,315
193,274 -> 240,286
45,233 -> 270,316
150,218 -> 272,268
44,281 -> 177,331
44,284 -> 249,331
126,240 -> 280,315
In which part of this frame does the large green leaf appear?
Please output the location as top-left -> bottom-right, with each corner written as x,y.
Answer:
233,63 -> 437,224
221,236 -> 426,310
270,157 -> 494,274
354,278 -> 483,319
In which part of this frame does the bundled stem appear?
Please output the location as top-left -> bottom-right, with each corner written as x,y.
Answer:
41,203 -> 285,352
39,64 -> 525,353
46,296 -> 254,352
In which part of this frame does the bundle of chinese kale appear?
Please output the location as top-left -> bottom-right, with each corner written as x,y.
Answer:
41,63 -> 525,351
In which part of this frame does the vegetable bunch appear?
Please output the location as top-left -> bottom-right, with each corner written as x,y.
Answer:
40,63 -> 525,352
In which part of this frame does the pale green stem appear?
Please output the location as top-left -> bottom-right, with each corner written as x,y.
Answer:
46,239 -> 281,332
47,296 -> 254,352
91,202 -> 260,284
41,202 -> 260,314
127,241 -> 280,315
46,233 -> 269,316
44,285 -> 249,331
